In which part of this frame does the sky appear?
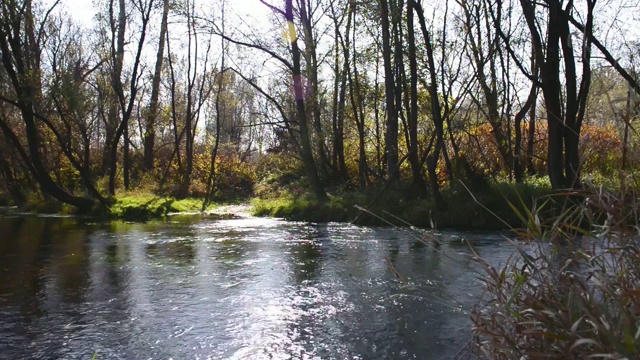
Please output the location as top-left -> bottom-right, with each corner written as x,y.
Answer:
51,0 -> 272,27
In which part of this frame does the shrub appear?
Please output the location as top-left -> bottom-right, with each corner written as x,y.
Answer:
471,183 -> 640,359
254,153 -> 306,198
213,154 -> 257,200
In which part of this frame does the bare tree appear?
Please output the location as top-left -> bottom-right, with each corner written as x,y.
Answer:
0,0 -> 98,210
143,0 -> 170,170
107,0 -> 155,194
518,0 -> 595,189
380,0 -> 400,181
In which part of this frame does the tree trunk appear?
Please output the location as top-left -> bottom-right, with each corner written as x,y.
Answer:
299,0 -> 329,181
351,3 -> 369,188
108,0 -> 127,194
0,0 -> 95,210
123,122 -> 130,189
144,0 -> 169,170
330,14 -> 345,179
286,0 -> 327,202
414,1 -> 446,210
380,0 -> 399,181
204,0 -> 226,210
406,0 -> 426,194
519,0 -> 593,190
333,56 -> 348,180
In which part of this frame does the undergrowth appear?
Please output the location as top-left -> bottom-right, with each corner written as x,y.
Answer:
471,181 -> 640,359
252,178 -> 554,229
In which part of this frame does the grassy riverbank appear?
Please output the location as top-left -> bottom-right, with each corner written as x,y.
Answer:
104,195 -> 212,221
0,177 -> 560,229
2,175 -> 622,230
2,192 -> 216,221
252,177 -> 556,230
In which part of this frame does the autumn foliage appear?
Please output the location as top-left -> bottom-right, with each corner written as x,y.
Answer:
457,121 -> 626,179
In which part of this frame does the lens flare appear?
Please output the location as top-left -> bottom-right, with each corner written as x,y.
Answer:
286,20 -> 297,43
291,74 -> 311,101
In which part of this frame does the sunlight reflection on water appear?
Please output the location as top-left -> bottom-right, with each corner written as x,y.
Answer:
0,216 -> 512,359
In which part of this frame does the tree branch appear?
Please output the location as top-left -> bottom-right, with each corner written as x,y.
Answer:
198,17 -> 294,71
259,0 -> 285,17
564,8 -> 639,96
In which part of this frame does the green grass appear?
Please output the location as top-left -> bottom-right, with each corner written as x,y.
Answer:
250,178 -> 556,230
4,175 -> 560,228
108,194 -> 213,221
252,195 -> 351,223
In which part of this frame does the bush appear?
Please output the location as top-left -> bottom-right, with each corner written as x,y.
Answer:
254,153 -> 306,198
213,154 -> 257,200
250,178 -> 559,230
471,183 -> 640,359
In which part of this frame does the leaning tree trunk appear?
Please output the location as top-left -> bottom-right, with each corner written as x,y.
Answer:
0,0 -> 95,210
285,0 -> 328,202
414,1 -> 446,210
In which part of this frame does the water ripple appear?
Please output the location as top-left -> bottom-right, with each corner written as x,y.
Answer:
0,217 -> 509,359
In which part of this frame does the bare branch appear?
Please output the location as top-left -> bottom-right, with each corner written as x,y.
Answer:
37,0 -> 62,46
564,8 -> 640,96
197,15 -> 294,71
259,0 -> 285,17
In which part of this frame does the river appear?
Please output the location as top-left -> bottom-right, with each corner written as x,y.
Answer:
0,214 -> 512,359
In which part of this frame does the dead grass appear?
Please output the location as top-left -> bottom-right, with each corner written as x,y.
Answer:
471,183 -> 640,359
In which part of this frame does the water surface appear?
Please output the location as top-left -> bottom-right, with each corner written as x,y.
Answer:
0,215 -> 511,359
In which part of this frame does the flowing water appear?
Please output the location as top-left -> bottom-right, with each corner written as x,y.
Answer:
0,213 -> 513,359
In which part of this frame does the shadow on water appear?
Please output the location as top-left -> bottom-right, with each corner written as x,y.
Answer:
0,217 -> 97,358
0,216 -> 511,359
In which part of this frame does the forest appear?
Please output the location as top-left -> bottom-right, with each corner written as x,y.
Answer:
4,1 -> 640,357
0,0 -> 639,227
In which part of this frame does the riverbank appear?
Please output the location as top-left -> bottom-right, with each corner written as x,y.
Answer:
252,178 -> 557,230
1,178 -> 560,230
0,193 -> 215,221
1,179 -> 557,229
